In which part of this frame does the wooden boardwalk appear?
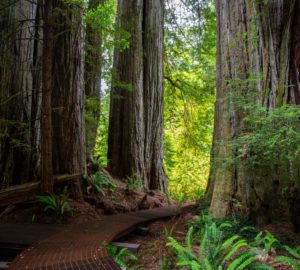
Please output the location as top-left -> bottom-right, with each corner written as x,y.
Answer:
0,205 -> 182,270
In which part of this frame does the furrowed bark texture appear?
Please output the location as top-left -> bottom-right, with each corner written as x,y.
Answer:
51,0 -> 85,197
0,0 -> 86,195
108,0 -> 166,191
207,0 -> 300,226
108,0 -> 146,184
0,0 -> 42,188
41,0 -> 54,193
143,0 -> 166,191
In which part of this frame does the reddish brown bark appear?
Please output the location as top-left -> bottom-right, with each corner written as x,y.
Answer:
108,0 -> 166,191
0,0 -> 42,189
51,0 -> 85,198
41,0 -> 54,193
207,0 -> 300,226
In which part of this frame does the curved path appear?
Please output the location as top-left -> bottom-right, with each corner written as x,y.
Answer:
3,205 -> 185,270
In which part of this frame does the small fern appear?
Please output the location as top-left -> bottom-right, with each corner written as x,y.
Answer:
167,218 -> 274,270
102,242 -> 137,269
283,245 -> 300,259
274,256 -> 300,268
251,231 -> 279,252
89,171 -> 116,195
36,186 -> 72,216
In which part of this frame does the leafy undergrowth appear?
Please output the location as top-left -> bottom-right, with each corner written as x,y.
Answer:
167,214 -> 300,270
0,167 -> 172,224
115,205 -> 300,270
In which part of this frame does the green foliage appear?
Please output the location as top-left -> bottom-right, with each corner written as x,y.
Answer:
167,223 -> 265,270
35,187 -> 72,216
0,119 -> 31,152
95,94 -> 109,165
168,213 -> 300,269
125,176 -> 143,192
251,231 -> 280,253
226,99 -> 300,191
159,256 -> 173,270
102,242 -> 137,269
164,0 -> 216,201
85,96 -> 100,154
88,171 -> 116,195
234,104 -> 300,170
84,0 -> 129,87
85,0 -> 130,52
274,245 -> 300,268
190,211 -> 256,241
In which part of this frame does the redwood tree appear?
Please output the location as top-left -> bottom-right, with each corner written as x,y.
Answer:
0,0 -> 42,188
207,0 -> 300,227
143,0 -> 166,191
41,0 -> 54,192
51,0 -> 85,197
108,0 -> 166,191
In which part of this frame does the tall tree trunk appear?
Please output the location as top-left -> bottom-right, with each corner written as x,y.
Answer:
51,0 -> 85,197
108,0 -> 146,184
41,0 -> 54,193
0,0 -> 42,188
207,0 -> 300,227
108,0 -> 166,191
143,0 -> 166,191
84,0 -> 103,159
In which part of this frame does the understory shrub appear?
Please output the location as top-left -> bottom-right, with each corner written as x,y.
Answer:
167,214 -> 300,269
35,186 -> 72,216
88,171 -> 116,195
102,242 -> 137,269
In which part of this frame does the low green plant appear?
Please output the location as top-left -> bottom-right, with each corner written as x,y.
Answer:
190,212 -> 256,241
35,186 -> 72,216
159,256 -> 173,270
167,221 -> 267,270
168,214 -> 300,270
102,242 -> 137,269
125,176 -> 143,191
274,245 -> 300,268
251,231 -> 279,253
89,171 -> 116,195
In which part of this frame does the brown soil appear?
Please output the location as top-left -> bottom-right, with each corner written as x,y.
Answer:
118,204 -> 198,269
0,167 -> 173,224
114,204 -> 300,270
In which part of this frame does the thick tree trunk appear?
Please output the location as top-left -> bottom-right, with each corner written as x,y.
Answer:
0,0 -> 42,189
108,0 -> 166,191
207,0 -> 300,226
143,0 -> 166,191
0,0 -> 86,196
108,0 -> 146,184
51,0 -> 85,197
41,0 -> 54,193
84,0 -> 102,159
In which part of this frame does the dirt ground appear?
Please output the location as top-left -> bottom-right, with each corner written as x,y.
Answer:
0,168 -> 173,224
118,204 -> 198,270
1,167 -> 300,269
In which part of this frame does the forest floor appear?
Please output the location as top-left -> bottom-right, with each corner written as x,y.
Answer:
0,167 -> 172,224
122,204 -> 197,269
1,167 -> 300,269
120,210 -> 300,270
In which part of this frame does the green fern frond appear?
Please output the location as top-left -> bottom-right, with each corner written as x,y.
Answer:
221,239 -> 248,266
275,255 -> 300,268
248,263 -> 274,270
186,226 -> 194,250
283,245 -> 300,259
220,235 -> 240,251
227,249 -> 263,270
